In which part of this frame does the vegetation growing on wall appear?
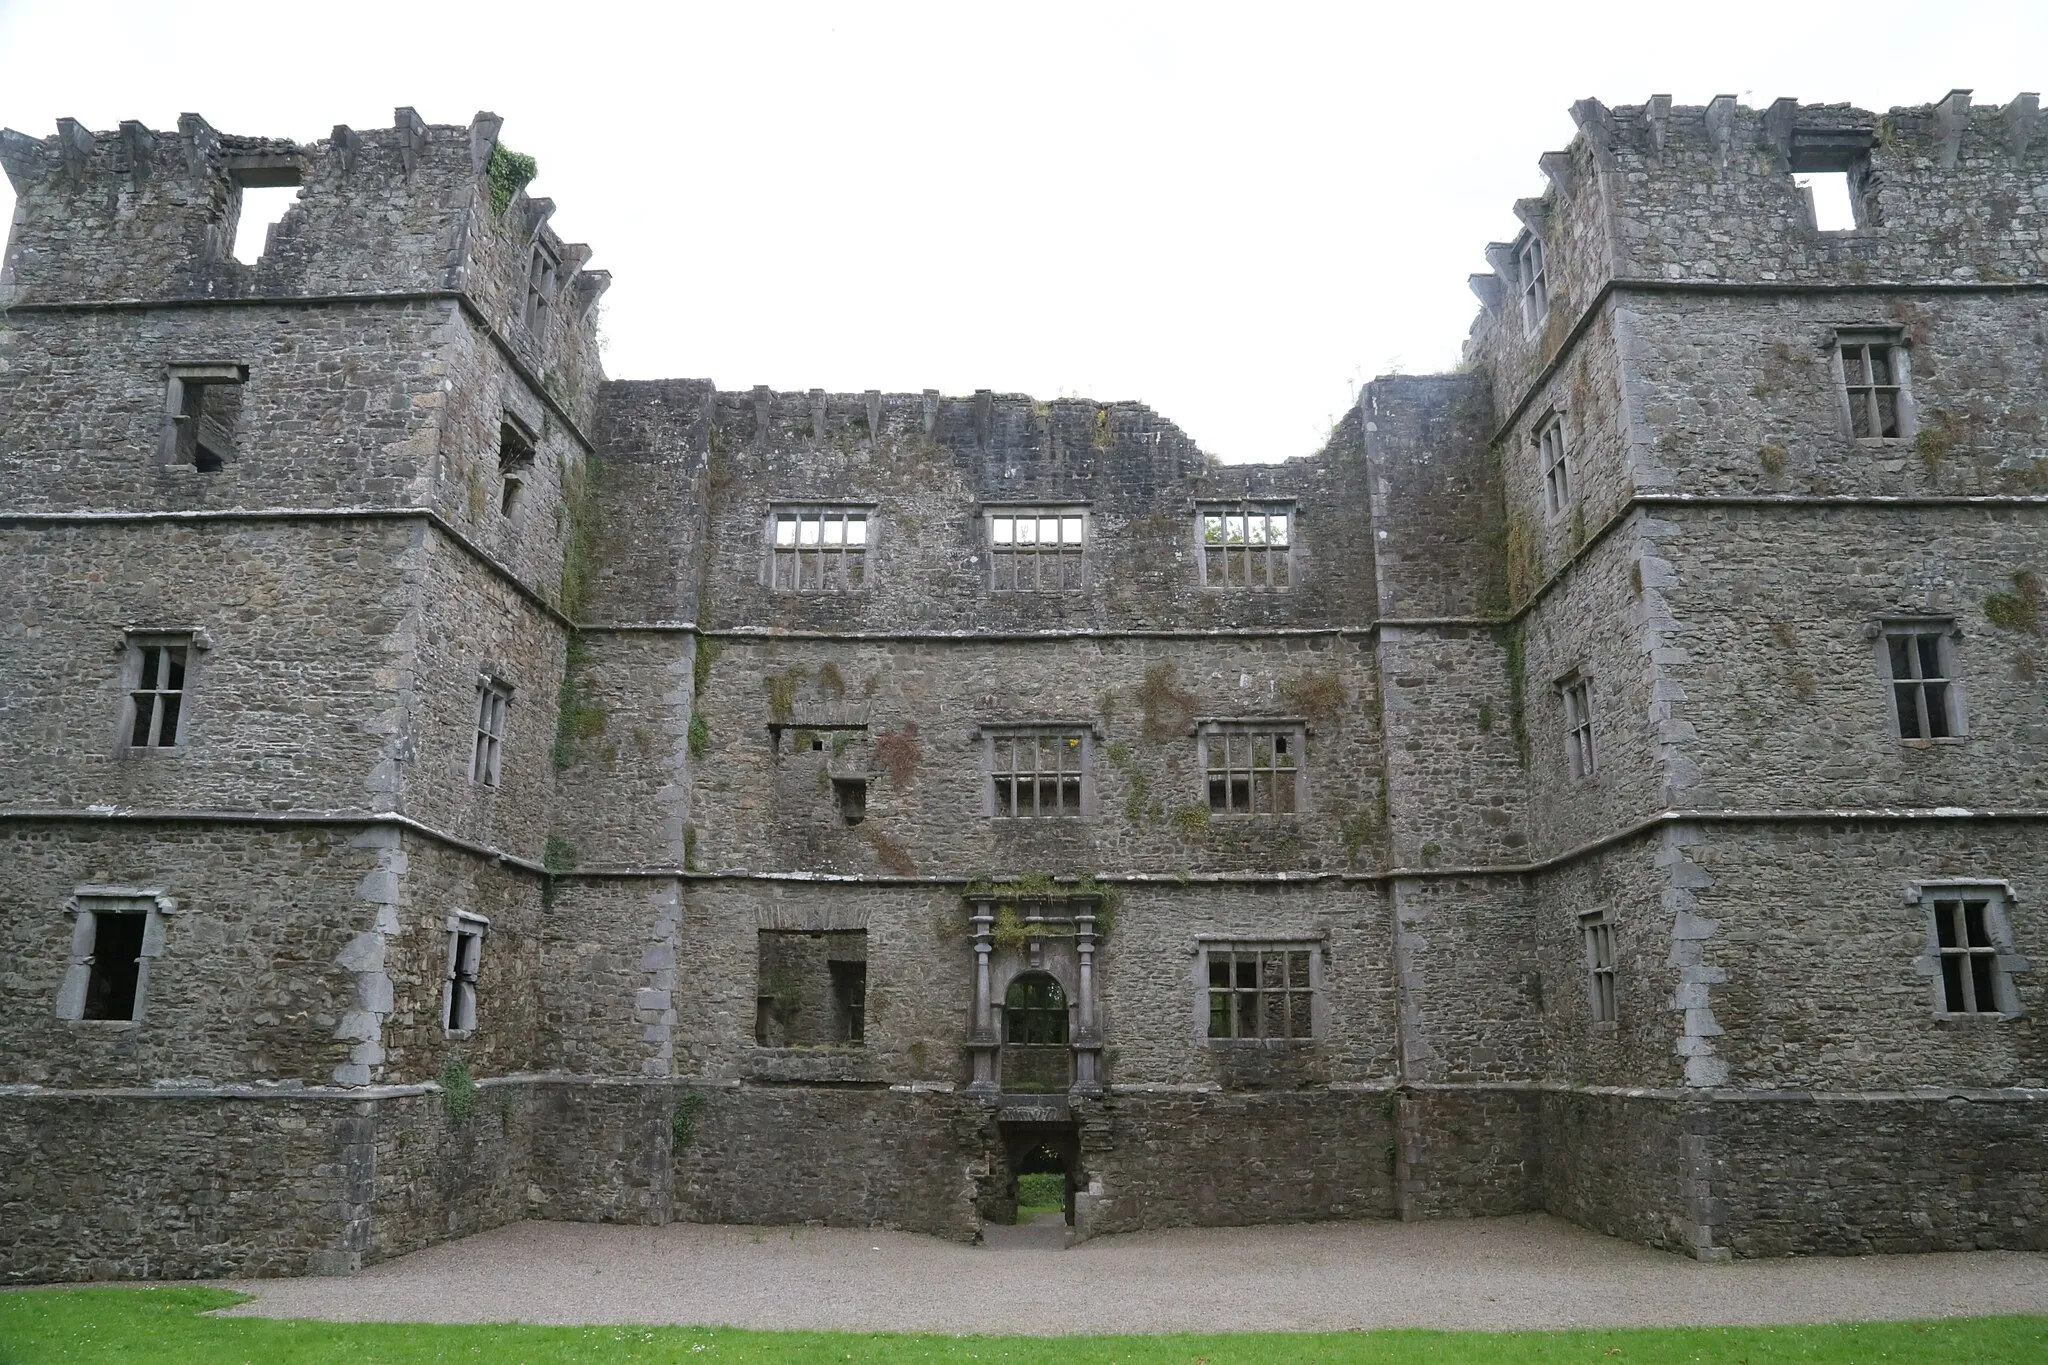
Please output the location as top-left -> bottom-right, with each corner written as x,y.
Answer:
864,828 -> 916,875
965,872 -> 1121,941
670,1091 -> 707,1149
1498,621 -> 1531,766
1136,663 -> 1197,741
1281,672 -> 1345,725
485,143 -> 538,217
553,637 -> 606,770
1172,804 -> 1211,838
1984,570 -> 2042,634
438,1060 -> 478,1124
764,667 -> 804,721
1503,509 -> 1540,605
556,456 -> 600,620
874,723 -> 920,786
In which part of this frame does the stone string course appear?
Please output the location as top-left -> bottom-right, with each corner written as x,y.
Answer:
2,92 -> 2044,1282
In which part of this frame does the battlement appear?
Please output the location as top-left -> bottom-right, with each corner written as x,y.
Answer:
0,109 -> 609,352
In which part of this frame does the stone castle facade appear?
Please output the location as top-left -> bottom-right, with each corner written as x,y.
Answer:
2,91 -> 2044,1282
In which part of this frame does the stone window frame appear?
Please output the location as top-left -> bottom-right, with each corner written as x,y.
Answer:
977,722 -> 1098,819
1829,327 -> 1916,443
1517,233 -> 1548,337
1191,935 -> 1326,1047
1195,500 -> 1297,590
1556,671 -> 1597,781
984,504 -> 1089,593
442,911 -> 489,1038
470,674 -> 514,787
157,362 -> 248,471
497,412 -> 537,520
54,886 -> 179,1027
1194,717 -> 1309,816
1580,910 -> 1618,1029
523,241 -> 559,335
117,627 -> 207,756
764,504 -> 876,594
1869,616 -> 1967,745
1907,880 -> 2029,1022
1534,410 -> 1572,519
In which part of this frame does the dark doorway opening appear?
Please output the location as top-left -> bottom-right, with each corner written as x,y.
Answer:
995,1120 -> 1080,1233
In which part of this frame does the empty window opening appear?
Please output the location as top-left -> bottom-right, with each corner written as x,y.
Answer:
1004,972 -> 1069,1045
989,730 -> 1087,817
126,637 -> 190,749
82,910 -> 146,1021
1202,725 -> 1302,815
834,777 -> 867,825
771,508 -> 869,591
1581,912 -> 1617,1024
524,243 -> 559,332
1537,415 -> 1571,516
1929,892 -> 2011,1015
989,509 -> 1086,591
500,475 -> 526,517
230,184 -> 301,265
1879,621 -> 1961,741
1200,503 -> 1293,588
1794,171 -> 1858,232
162,364 -> 248,472
755,929 -> 867,1047
1518,235 -> 1548,335
444,916 -> 486,1033
1561,676 -> 1596,779
472,678 -> 512,786
1206,944 -> 1315,1040
1838,334 -> 1908,439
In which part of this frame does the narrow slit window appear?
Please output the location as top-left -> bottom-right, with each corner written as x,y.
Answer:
1561,676 -> 1596,780
1839,335 -> 1906,439
771,508 -> 870,592
498,416 -> 536,518
1202,725 -> 1303,815
1199,502 -> 1293,588
1519,235 -> 1548,335
471,678 -> 512,786
445,919 -> 486,1033
1928,891 -> 2011,1016
988,729 -> 1088,818
1879,621 -> 1961,741
988,509 -> 1086,592
1206,944 -> 1315,1040
126,638 -> 190,749
1581,912 -> 1617,1024
1537,415 -> 1571,516
82,911 -> 147,1022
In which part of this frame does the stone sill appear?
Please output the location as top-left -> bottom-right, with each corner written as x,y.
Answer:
1206,1038 -> 1318,1050
1931,1012 -> 2024,1023
64,1018 -> 140,1030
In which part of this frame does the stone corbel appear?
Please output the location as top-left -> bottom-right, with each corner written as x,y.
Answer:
1704,95 -> 1738,170
573,270 -> 612,320
118,121 -> 158,187
394,106 -> 427,175
178,113 -> 218,179
1760,96 -> 1799,173
468,111 -> 504,176
1645,94 -> 1672,155
1512,197 -> 1551,239
522,196 -> 557,240
0,128 -> 48,188
55,118 -> 94,181
330,124 -> 362,176
1936,89 -> 1972,170
1468,273 -> 1504,317
1568,97 -> 1614,173
2003,93 -> 2039,159
1482,241 -> 1518,282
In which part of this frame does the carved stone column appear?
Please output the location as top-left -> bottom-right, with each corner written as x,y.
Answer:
967,900 -> 998,1094
1070,907 -> 1103,1096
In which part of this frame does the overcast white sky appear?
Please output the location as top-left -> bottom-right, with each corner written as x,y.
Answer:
1,1 -> 2042,462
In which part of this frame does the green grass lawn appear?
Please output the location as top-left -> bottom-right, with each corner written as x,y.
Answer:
0,1290 -> 2043,1364
1015,1171 -> 1066,1223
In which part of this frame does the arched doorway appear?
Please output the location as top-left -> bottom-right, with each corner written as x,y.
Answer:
1002,972 -> 1069,1092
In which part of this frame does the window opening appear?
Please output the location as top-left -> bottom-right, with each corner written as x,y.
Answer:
989,730 -> 1086,817
1519,235 -> 1548,335
1561,676 -> 1596,779
989,509 -> 1086,591
1200,503 -> 1293,588
230,184 -> 300,265
1581,912 -> 1617,1023
445,918 -> 485,1032
524,243 -> 558,332
834,777 -> 867,825
82,910 -> 147,1021
498,417 -> 536,519
1206,944 -> 1314,1040
1794,171 -> 1858,231
163,364 -> 248,472
1202,725 -> 1301,815
472,679 -> 512,786
1882,625 -> 1957,740
127,637 -> 190,748
1931,893 -> 2006,1015
771,508 -> 869,591
755,929 -> 867,1046
1004,972 -> 1069,1045
1537,415 -> 1571,516
1839,335 -> 1905,439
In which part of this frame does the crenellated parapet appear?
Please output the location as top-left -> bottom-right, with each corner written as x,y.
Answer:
0,109 -> 608,383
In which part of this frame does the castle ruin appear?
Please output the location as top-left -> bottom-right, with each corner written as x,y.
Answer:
2,91 -> 2045,1281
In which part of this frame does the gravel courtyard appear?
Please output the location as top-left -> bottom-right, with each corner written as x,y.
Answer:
216,1214 -> 2048,1335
